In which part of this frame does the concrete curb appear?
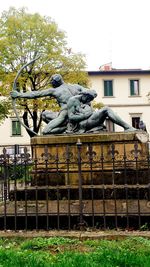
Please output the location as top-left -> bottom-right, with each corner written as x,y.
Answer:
0,230 -> 150,240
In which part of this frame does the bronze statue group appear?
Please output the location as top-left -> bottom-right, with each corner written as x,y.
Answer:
11,74 -> 137,135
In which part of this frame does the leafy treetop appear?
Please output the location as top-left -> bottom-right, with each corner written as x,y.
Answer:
0,7 -> 89,136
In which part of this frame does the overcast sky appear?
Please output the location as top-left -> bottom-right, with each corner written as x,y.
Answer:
0,0 -> 150,70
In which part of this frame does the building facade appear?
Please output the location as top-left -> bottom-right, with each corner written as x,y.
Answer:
0,115 -> 30,146
88,68 -> 150,135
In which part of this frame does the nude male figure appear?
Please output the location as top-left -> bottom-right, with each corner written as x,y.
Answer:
67,91 -> 136,133
11,74 -> 95,134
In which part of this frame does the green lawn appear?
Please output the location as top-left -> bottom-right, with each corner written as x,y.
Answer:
0,236 -> 150,266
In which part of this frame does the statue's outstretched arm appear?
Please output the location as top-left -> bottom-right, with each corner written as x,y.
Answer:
11,88 -> 55,99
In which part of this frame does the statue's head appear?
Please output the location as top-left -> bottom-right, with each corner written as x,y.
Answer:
80,90 -> 97,104
50,74 -> 64,88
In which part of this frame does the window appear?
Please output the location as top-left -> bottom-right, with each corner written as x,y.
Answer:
130,80 -> 139,96
104,80 -> 113,96
132,117 -> 140,129
12,120 -> 21,136
6,146 -> 24,155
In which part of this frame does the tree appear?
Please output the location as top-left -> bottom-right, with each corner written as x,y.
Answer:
92,101 -> 104,110
0,7 -> 88,136
0,98 -> 11,124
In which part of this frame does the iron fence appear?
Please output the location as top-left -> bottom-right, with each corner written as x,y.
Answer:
0,141 -> 150,231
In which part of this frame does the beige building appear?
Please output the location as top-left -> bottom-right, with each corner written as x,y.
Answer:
0,96 -> 30,153
88,67 -> 150,135
0,115 -> 30,146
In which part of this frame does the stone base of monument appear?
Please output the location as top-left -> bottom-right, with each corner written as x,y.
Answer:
30,131 -> 149,186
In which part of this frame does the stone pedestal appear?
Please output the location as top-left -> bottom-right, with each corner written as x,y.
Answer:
31,131 -> 149,185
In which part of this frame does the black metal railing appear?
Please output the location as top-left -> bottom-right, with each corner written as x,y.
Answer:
0,141 -> 150,231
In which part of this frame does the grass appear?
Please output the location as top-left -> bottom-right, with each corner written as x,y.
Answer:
0,236 -> 150,266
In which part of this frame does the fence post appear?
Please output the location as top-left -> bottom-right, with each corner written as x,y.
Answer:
76,139 -> 84,229
3,148 -> 8,231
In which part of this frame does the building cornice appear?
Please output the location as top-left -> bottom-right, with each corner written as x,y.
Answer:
88,70 -> 150,76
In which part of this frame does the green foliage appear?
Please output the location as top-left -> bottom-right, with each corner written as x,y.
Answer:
1,237 -> 150,266
92,100 -> 104,110
0,249 -> 54,267
0,237 -> 25,248
0,98 -> 11,124
21,237 -> 80,250
7,164 -> 32,182
0,7 -> 68,93
0,7 -> 88,136
0,6 -> 88,88
140,223 -> 149,231
0,163 -> 32,182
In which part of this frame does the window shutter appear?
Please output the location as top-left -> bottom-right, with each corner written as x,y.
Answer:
16,121 -> 21,135
104,81 -> 107,96
12,121 -> 16,135
12,121 -> 21,135
109,81 -> 113,96
104,80 -> 113,96
130,80 -> 134,95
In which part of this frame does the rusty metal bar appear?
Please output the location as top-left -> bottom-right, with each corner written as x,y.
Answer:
34,145 -> 38,231
66,144 -> 71,230
100,143 -> 106,230
24,147 -> 28,231
123,143 -> 129,229
44,145 -> 49,231
110,143 -> 118,229
134,141 -> 141,228
87,144 -> 95,228
76,139 -> 83,229
13,144 -> 18,231
55,145 -> 60,230
3,148 -> 7,231
147,145 -> 150,201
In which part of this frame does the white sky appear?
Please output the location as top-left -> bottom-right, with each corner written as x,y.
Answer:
0,0 -> 150,70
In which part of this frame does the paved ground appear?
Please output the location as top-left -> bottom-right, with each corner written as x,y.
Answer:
0,230 -> 150,240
